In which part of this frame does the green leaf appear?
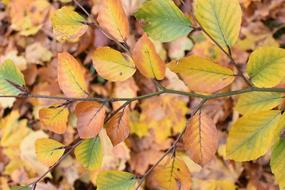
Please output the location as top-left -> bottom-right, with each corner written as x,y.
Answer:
96,170 -> 137,190
11,186 -> 31,190
235,92 -> 283,115
135,0 -> 192,42
194,0 -> 242,49
51,6 -> 88,42
0,59 -> 25,95
226,110 -> 282,161
74,137 -> 103,170
246,47 -> 285,87
271,139 -> 285,188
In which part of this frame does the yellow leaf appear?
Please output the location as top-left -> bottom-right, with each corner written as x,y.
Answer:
75,102 -> 105,139
97,0 -> 129,42
151,157 -> 191,190
226,110 -> 282,161
194,0 -> 242,50
96,170 -> 137,190
270,139 -> 285,188
39,105 -> 69,134
235,92 -> 283,115
168,55 -> 235,93
58,52 -> 88,98
201,179 -> 236,190
246,47 -> 285,87
0,111 -> 30,148
35,138 -> 65,166
183,112 -> 218,165
106,111 -> 130,146
92,47 -> 136,81
132,33 -> 165,80
51,6 -> 88,42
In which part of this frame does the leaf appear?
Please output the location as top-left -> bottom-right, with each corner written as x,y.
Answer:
11,186 -> 31,190
0,59 -> 25,95
35,138 -> 65,166
75,102 -> 105,139
168,55 -> 235,93
132,33 -> 165,80
226,110 -> 282,161
194,0 -> 242,49
106,111 -> 130,146
270,139 -> 285,188
74,137 -> 103,170
97,0 -> 129,42
39,105 -> 69,134
151,157 -> 191,190
183,112 -> 218,165
96,170 -> 137,190
235,92 -> 283,115
92,47 -> 136,81
134,0 -> 192,42
51,6 -> 88,42
201,180 -> 236,190
246,47 -> 285,87
57,52 -> 88,98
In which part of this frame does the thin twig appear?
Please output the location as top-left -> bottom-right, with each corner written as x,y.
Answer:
135,99 -> 207,189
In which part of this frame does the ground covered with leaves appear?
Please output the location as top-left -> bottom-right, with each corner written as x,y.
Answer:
0,0 -> 285,190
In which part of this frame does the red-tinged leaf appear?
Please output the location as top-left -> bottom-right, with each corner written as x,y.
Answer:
39,105 -> 69,134
57,52 -> 88,98
106,111 -> 130,146
132,33 -> 166,80
183,111 -> 218,165
97,0 -> 129,42
75,102 -> 105,139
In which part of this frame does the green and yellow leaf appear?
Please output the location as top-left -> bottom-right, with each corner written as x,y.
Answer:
58,52 -> 88,98
74,137 -> 103,170
183,112 -> 218,165
151,157 -> 191,190
226,110 -> 282,161
132,33 -> 165,80
51,6 -> 88,42
168,55 -> 235,93
201,179 -> 236,190
39,105 -> 69,134
194,0 -> 242,49
96,170 -> 137,190
270,139 -> 285,188
97,0 -> 129,42
35,138 -> 64,166
92,47 -> 136,81
75,102 -> 105,139
246,47 -> 285,87
235,92 -> 283,115
0,59 -> 25,96
135,0 -> 192,42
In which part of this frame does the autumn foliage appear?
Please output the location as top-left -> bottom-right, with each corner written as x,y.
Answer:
1,0 -> 285,190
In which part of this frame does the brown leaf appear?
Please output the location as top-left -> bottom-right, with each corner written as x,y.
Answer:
183,111 -> 218,165
106,111 -> 130,146
75,102 -> 105,139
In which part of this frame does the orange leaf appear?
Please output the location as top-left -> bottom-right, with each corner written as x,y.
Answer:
97,0 -> 129,42
75,102 -> 105,139
183,111 -> 218,165
132,33 -> 165,80
39,105 -> 69,134
57,52 -> 88,98
106,111 -> 130,146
